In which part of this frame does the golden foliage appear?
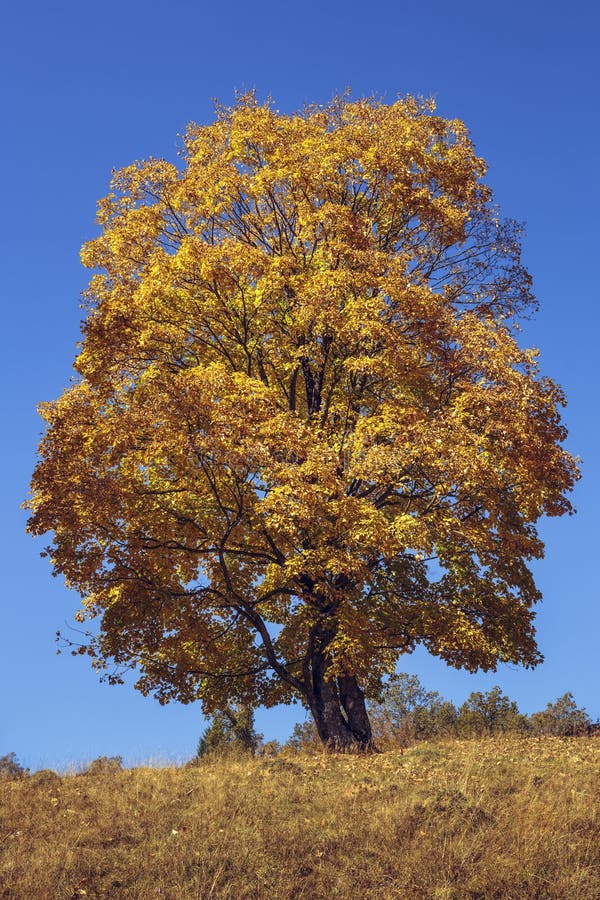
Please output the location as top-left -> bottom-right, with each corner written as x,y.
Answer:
28,93 -> 578,715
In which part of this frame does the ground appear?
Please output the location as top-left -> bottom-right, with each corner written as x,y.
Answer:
1,736 -> 598,898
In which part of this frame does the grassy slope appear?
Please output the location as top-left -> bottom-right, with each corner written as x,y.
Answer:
1,736 -> 599,899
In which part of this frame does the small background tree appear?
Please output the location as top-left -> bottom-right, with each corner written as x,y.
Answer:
368,673 -> 458,744
529,693 -> 591,736
0,753 -> 28,781
411,698 -> 459,739
286,719 -> 321,753
197,703 -> 262,757
456,687 -> 528,736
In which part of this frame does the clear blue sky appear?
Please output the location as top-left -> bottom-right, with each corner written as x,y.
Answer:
2,0 -> 598,771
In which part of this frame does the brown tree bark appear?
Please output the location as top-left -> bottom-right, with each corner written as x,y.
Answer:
337,674 -> 373,746
303,619 -> 373,751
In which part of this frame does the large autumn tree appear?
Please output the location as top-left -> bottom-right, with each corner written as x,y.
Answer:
28,94 -> 578,750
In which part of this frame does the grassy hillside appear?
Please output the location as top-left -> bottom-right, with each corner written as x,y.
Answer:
1,736 -> 599,899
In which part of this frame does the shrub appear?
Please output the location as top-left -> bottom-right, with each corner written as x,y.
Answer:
30,769 -> 61,786
84,755 -> 124,775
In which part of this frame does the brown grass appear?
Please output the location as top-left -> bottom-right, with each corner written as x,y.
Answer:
1,736 -> 599,899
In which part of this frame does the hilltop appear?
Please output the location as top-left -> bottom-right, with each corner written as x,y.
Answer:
1,736 -> 599,898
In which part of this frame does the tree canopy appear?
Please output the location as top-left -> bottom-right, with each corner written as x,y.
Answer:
28,93 -> 578,749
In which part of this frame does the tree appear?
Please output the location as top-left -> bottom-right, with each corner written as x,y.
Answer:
368,672 -> 456,743
286,719 -> 321,753
28,93 -> 578,751
0,753 -> 28,781
196,702 -> 262,756
529,693 -> 591,736
411,699 -> 459,739
457,686 -> 527,735
372,673 -> 439,726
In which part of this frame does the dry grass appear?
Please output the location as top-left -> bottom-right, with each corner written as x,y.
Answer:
1,736 -> 599,899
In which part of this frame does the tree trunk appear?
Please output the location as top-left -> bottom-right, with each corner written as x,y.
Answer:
337,674 -> 373,747
304,620 -> 373,751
